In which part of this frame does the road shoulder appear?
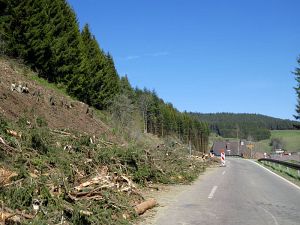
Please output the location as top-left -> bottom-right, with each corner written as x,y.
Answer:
248,160 -> 300,190
135,167 -> 219,225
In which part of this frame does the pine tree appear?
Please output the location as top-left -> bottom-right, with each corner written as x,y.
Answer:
0,0 -> 9,54
69,24 -> 120,109
48,0 -> 82,83
294,57 -> 300,120
96,53 -> 120,109
2,0 -> 29,57
120,75 -> 135,100
21,0 -> 52,75
2,0 -> 82,83
68,24 -> 104,103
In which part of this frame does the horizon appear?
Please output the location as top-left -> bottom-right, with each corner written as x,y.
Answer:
190,112 -> 300,122
67,0 -> 300,120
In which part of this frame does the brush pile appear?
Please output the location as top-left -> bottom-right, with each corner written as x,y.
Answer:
0,113 -> 207,224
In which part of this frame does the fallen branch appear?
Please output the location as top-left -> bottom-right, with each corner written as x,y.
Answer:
0,139 -> 21,154
98,139 -> 114,146
134,198 -> 157,215
50,130 -> 77,139
50,129 -> 72,136
1,207 -> 34,220
63,204 -> 93,216
0,211 -> 18,224
154,163 -> 166,175
6,130 -> 21,138
0,137 -> 5,145
74,175 -> 111,191
0,167 -> 18,186
68,192 -> 103,201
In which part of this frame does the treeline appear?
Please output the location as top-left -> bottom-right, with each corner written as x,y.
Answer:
0,0 -> 209,152
111,77 -> 210,152
191,113 -> 300,141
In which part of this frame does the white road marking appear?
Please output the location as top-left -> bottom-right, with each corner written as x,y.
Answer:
222,171 -> 226,175
259,206 -> 279,225
249,160 -> 300,191
208,186 -> 218,199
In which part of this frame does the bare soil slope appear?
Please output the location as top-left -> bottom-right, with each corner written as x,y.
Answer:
0,58 -> 115,140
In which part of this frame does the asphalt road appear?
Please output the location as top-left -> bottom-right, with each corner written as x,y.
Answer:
153,158 -> 300,225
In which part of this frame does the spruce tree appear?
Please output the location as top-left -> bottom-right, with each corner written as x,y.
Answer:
68,23 -> 104,103
21,0 -> 52,76
48,0 -> 82,83
120,75 -> 135,100
294,57 -> 300,120
2,0 -> 28,57
98,53 -> 120,108
70,24 -> 120,109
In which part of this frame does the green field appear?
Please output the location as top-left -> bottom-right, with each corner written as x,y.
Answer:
257,130 -> 300,153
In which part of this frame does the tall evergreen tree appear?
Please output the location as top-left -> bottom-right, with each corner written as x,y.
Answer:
294,57 -> 300,120
2,0 -> 82,83
0,0 -> 9,54
68,23 -> 104,103
69,24 -> 120,109
2,0 -> 28,57
21,0 -> 52,75
47,0 -> 82,83
96,53 -> 120,108
120,75 -> 135,100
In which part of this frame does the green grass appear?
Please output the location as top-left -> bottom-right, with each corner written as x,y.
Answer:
2,56 -> 70,98
30,75 -> 69,96
259,161 -> 300,186
257,130 -> 300,153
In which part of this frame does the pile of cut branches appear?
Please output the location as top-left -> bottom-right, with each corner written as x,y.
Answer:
0,114 -> 207,224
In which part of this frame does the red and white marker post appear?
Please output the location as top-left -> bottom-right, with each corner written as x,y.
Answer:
221,151 -> 226,166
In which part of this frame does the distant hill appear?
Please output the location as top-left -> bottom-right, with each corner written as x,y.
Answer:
191,113 -> 300,141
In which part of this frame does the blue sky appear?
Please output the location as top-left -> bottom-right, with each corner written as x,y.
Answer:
68,0 -> 300,120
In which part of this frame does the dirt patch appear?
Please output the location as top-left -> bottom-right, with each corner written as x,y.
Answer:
0,58 -> 117,142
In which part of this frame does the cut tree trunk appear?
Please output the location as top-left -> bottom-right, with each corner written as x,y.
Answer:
134,198 -> 157,215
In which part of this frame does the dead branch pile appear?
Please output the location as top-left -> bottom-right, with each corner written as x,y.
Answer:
0,167 -> 18,186
69,166 -> 136,201
0,207 -> 34,224
0,136 -> 21,155
188,155 -> 206,162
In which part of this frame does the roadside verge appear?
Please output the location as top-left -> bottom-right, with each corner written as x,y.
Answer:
248,160 -> 300,190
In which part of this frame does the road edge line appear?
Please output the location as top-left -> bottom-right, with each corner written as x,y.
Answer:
248,160 -> 300,191
259,206 -> 279,225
